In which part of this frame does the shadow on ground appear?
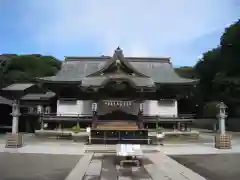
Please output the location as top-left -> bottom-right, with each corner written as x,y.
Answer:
171,154 -> 240,180
0,152 -> 82,180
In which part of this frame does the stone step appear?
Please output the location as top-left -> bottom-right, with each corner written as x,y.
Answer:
5,133 -> 23,148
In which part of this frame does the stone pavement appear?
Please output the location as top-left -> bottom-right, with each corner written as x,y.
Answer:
1,140 -> 240,156
1,134 -> 240,180
0,152 -> 81,180
64,152 -> 207,180
159,142 -> 240,155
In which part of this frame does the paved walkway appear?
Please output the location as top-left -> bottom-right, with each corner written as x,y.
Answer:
1,134 -> 240,180
1,142 -> 86,155
64,152 -> 207,180
1,141 -> 240,155
159,143 -> 240,155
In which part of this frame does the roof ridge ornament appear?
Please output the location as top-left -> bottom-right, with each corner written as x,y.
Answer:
113,46 -> 124,60
116,46 -> 122,51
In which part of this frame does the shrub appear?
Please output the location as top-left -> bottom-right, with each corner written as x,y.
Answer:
72,123 -> 81,133
156,127 -> 164,134
203,101 -> 220,118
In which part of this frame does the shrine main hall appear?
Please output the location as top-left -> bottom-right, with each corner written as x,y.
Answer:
1,47 -> 198,144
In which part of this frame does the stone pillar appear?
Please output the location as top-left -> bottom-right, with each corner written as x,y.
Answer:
6,100 -> 23,148
219,117 -> 225,135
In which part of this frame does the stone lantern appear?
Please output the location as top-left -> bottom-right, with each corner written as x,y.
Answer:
214,102 -> 232,149
1,83 -> 46,148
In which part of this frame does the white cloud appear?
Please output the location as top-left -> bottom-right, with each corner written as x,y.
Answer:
21,0 -> 238,62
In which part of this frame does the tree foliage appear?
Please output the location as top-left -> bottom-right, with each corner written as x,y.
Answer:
2,54 -> 61,85
191,19 -> 240,116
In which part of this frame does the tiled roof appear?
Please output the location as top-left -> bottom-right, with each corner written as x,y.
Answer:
39,48 -> 197,86
2,83 -> 35,91
81,75 -> 155,87
40,59 -> 197,85
21,91 -> 56,100
0,96 -> 12,105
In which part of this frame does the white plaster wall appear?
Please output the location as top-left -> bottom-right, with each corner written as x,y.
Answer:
143,100 -> 178,117
57,100 -> 93,116
57,100 -> 79,116
78,100 -> 93,115
97,100 -> 139,115
57,99 -> 177,117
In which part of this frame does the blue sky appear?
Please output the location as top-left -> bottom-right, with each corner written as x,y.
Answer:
0,0 -> 239,66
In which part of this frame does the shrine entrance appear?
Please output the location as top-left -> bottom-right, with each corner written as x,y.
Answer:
98,110 -> 137,121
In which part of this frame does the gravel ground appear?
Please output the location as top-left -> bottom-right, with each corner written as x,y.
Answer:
171,154 -> 240,180
0,152 -> 81,180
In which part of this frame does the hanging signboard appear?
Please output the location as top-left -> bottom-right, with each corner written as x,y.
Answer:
103,100 -> 133,107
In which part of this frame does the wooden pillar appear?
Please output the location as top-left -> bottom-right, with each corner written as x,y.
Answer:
37,105 -> 44,130
25,119 -> 30,133
177,122 -> 181,131
92,102 -> 98,128
40,118 -> 44,130
139,102 -> 144,129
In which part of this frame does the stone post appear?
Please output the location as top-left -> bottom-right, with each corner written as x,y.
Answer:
6,100 -> 23,148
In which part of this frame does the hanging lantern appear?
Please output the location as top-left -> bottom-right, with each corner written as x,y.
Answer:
37,105 -> 43,114
92,103 -> 97,112
139,103 -> 144,112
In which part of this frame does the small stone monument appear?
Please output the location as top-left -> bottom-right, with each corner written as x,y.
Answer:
214,102 -> 232,149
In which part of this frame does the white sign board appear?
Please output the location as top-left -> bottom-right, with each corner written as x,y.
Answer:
156,133 -> 165,139
116,144 -> 142,157
86,127 -> 91,133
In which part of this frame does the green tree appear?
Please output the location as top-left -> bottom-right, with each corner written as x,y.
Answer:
2,54 -> 61,85
194,19 -> 240,116
175,66 -> 197,79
